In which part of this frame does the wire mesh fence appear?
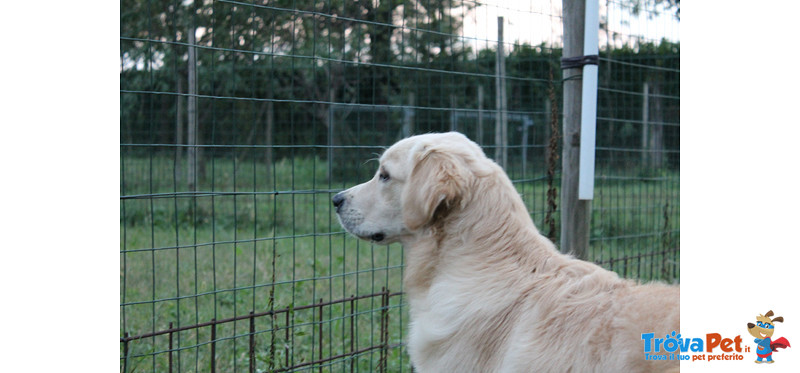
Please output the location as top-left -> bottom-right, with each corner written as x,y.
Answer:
120,0 -> 679,371
591,0 -> 680,280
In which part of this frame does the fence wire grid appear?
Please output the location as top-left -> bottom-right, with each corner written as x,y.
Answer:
120,0 -> 679,371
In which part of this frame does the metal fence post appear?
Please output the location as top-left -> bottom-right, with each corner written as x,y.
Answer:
187,25 -> 198,192
495,17 -> 508,169
403,93 -> 415,138
641,81 -> 650,167
477,85 -> 484,145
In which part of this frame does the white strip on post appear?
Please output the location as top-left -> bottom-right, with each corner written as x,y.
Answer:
578,0 -> 599,200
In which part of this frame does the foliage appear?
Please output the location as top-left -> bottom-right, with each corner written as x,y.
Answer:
121,1 -> 679,172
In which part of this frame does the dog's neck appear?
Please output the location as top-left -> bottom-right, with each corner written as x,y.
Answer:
401,172 -> 560,295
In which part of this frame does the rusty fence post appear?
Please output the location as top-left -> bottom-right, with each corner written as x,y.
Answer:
123,332 -> 129,373
249,311 -> 256,373
379,288 -> 389,373
318,299 -> 324,373
120,292 -> 404,373
168,322 -> 174,373
210,319 -> 217,373
285,311 -> 290,368
350,295 -> 356,373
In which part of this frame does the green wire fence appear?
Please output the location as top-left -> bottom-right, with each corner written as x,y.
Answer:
120,0 -> 679,371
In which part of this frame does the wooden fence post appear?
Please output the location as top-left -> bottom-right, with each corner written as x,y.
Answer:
560,0 -> 591,259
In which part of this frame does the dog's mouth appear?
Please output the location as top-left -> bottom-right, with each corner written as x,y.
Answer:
351,231 -> 386,243
338,219 -> 387,243
334,206 -> 388,243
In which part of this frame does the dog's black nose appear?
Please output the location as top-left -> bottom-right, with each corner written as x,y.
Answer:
332,192 -> 345,211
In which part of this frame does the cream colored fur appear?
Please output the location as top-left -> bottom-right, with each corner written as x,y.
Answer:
335,132 -> 679,372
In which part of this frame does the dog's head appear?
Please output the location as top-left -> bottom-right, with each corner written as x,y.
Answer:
333,132 -> 492,244
747,310 -> 783,339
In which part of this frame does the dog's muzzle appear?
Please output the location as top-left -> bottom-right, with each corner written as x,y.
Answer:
332,192 -> 386,243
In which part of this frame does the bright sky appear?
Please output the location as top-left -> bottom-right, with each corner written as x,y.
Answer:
461,0 -> 680,49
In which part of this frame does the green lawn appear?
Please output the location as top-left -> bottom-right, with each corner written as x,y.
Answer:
120,155 -> 678,372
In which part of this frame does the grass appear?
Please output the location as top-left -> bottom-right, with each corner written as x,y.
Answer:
589,172 -> 680,281
120,153 -> 679,372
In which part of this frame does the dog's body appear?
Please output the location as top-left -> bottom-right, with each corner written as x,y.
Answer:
334,132 -> 679,372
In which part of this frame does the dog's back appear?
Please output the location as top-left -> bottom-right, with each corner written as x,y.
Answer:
408,236 -> 679,372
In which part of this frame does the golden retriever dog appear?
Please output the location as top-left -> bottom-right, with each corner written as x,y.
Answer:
333,132 -> 679,372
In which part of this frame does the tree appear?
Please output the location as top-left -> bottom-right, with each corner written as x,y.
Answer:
120,0 -> 474,148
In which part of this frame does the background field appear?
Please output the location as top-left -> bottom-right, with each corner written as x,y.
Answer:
120,153 -> 678,372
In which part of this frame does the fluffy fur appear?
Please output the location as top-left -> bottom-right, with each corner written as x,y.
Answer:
334,132 -> 679,372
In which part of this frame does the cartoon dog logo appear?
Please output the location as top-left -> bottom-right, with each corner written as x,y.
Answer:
747,310 -> 791,364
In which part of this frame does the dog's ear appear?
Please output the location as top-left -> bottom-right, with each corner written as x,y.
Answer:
766,310 -> 774,318
772,316 -> 784,323
402,146 -> 470,231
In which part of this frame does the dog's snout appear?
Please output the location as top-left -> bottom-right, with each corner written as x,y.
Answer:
332,192 -> 346,212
